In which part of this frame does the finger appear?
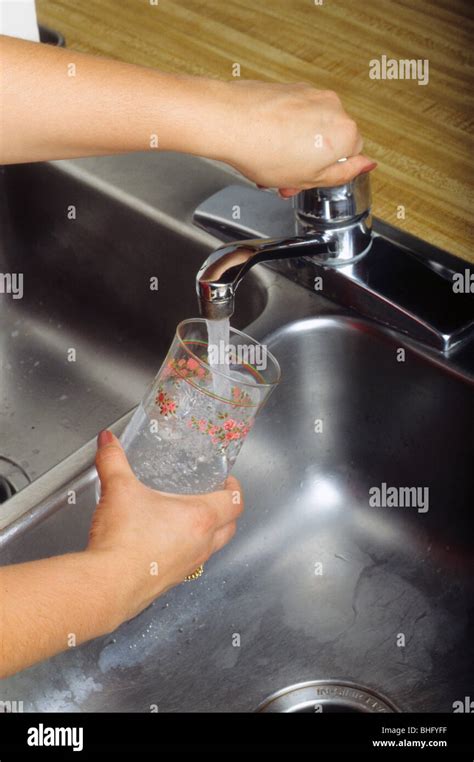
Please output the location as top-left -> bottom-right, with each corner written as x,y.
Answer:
203,476 -> 244,528
278,188 -> 300,198
224,475 -> 244,514
95,430 -> 136,489
158,475 -> 243,528
314,156 -> 377,188
224,474 -> 241,493
330,118 -> 364,160
212,521 -> 237,553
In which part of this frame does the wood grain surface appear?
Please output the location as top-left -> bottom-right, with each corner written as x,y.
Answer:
36,0 -> 473,261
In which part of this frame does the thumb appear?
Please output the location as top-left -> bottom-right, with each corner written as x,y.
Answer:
95,430 -> 136,492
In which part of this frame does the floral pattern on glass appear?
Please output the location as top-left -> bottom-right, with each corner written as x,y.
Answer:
163,356 -> 208,384
155,387 -> 177,417
187,411 -> 253,451
154,350 -> 259,452
229,385 -> 254,408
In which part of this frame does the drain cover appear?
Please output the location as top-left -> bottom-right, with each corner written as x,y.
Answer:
257,680 -> 398,713
0,456 -> 30,503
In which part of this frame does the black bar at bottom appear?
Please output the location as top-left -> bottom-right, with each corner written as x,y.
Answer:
0,712 -> 473,758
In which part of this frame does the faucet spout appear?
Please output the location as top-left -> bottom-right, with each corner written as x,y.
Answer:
196,235 -> 334,320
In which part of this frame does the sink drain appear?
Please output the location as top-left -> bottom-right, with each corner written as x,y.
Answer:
0,476 -> 14,503
0,456 -> 31,503
257,680 -> 399,713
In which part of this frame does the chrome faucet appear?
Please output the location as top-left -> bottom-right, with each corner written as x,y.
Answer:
194,174 -> 473,352
196,173 -> 372,321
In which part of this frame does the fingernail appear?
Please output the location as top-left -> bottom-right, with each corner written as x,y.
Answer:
359,162 -> 378,174
97,429 -> 114,447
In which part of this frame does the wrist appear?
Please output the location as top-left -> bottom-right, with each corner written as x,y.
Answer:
84,546 -> 167,627
154,73 -> 234,161
81,548 -> 138,633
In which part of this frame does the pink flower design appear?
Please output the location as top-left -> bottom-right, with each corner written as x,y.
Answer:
230,386 -> 253,407
188,412 -> 253,451
156,386 -> 178,416
167,356 -> 209,384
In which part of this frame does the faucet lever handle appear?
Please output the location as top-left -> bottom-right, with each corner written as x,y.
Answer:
294,171 -> 371,231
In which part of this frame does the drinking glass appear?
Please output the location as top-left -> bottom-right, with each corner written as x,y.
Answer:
119,319 -> 281,495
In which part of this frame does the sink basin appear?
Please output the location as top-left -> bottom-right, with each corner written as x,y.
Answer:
1,309 -> 472,711
0,152 -> 472,712
0,155 -> 266,490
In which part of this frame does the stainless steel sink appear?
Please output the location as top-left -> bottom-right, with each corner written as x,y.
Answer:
0,155 -> 266,489
0,153 -> 473,712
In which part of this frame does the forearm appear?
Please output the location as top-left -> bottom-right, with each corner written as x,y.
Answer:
0,35 -> 229,164
0,550 -> 127,677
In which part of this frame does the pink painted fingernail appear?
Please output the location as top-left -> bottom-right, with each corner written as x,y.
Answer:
359,162 -> 378,175
97,430 -> 114,447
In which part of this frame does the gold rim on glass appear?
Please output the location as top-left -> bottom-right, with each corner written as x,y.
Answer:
176,318 -> 282,391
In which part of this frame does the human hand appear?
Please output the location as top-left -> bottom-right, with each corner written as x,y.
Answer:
210,80 -> 376,196
89,430 -> 243,621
